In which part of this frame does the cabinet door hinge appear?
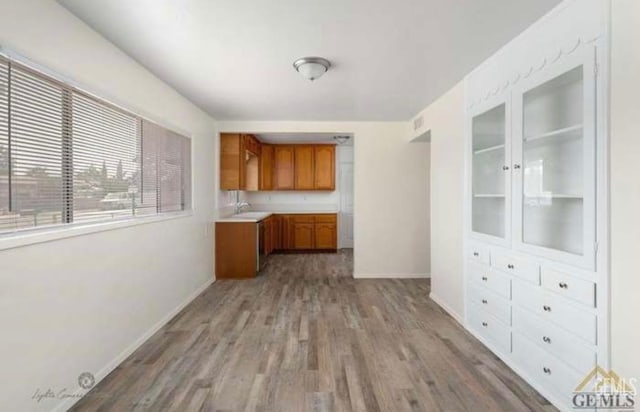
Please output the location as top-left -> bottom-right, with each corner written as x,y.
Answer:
594,63 -> 599,77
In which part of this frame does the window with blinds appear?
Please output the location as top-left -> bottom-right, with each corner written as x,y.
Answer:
0,57 -> 192,236
0,58 -> 9,230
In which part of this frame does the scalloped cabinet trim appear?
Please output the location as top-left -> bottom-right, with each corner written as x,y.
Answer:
465,0 -> 607,110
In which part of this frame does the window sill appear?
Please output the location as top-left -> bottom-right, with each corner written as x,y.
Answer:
0,212 -> 193,251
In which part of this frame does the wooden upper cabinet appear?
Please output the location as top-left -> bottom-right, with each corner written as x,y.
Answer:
220,133 -> 242,190
294,146 -> 315,190
221,136 -> 335,192
274,146 -> 295,190
260,144 -> 274,190
314,145 -> 335,190
243,134 -> 261,155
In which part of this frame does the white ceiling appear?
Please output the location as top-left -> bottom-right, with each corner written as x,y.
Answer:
57,0 -> 561,121
257,133 -> 352,145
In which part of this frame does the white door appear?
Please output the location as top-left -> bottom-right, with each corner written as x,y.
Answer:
339,162 -> 354,248
511,46 -> 596,269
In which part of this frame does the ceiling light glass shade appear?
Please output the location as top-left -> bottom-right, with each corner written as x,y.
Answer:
293,57 -> 331,81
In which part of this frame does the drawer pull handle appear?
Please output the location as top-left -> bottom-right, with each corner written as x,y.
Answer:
559,282 -> 568,289
543,367 -> 552,375
481,299 -> 488,304
542,336 -> 551,344
507,264 -> 514,269
543,305 -> 552,312
481,276 -> 488,281
473,252 -> 479,257
482,322 -> 488,327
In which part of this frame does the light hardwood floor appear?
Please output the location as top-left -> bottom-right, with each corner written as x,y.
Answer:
71,250 -> 556,412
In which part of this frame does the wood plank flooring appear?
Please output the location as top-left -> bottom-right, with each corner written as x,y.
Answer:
71,250 -> 556,412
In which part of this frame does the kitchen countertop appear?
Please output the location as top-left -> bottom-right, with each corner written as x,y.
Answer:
216,210 -> 339,223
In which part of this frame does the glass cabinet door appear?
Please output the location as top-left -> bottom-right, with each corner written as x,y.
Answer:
471,102 -> 509,242
513,49 -> 596,268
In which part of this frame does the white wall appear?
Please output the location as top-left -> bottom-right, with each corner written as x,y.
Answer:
610,0 -> 640,385
218,121 -> 430,278
410,83 -> 465,319
0,1 -> 217,411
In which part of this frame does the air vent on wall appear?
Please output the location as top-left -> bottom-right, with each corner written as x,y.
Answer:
413,115 -> 424,131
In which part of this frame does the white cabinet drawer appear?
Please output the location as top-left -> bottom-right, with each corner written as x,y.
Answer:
468,283 -> 511,325
541,268 -> 596,307
513,280 -> 597,344
513,307 -> 595,374
468,244 -> 490,265
469,262 -> 511,299
512,333 -> 587,410
468,303 -> 511,354
492,252 -> 540,284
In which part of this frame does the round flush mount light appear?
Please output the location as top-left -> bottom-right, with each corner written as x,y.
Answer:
293,57 -> 331,81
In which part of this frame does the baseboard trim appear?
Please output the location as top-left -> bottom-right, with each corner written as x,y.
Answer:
353,273 -> 430,279
429,292 -> 464,325
52,278 -> 215,412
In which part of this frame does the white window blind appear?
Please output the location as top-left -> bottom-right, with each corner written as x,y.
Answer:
9,65 -> 66,232
140,120 -> 159,216
0,57 -> 192,236
0,57 -> 9,230
71,92 -> 139,223
141,120 -> 191,213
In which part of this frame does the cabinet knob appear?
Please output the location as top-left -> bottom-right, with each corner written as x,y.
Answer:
542,336 -> 551,344
482,322 -> 488,327
514,164 -> 521,169
481,276 -> 488,281
481,299 -> 488,304
507,264 -> 514,269
502,165 -> 510,171
559,282 -> 568,289
543,305 -> 552,312
473,252 -> 479,257
543,367 -> 552,375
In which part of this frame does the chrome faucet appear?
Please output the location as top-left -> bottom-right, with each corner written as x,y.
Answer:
234,190 -> 251,214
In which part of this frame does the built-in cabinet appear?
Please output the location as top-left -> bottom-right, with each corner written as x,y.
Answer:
260,144 -> 274,191
314,146 -> 336,190
220,133 -> 336,192
281,214 -> 337,250
465,40 -> 606,412
294,146 -> 315,190
220,133 -> 261,191
273,146 -> 295,190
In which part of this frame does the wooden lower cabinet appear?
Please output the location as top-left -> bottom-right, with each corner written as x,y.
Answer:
264,216 -> 274,255
272,213 -> 337,251
293,222 -> 314,249
215,222 -> 257,278
272,215 -> 282,250
315,222 -> 337,249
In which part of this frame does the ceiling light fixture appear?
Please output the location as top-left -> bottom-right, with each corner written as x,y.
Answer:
333,135 -> 350,145
293,57 -> 331,81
